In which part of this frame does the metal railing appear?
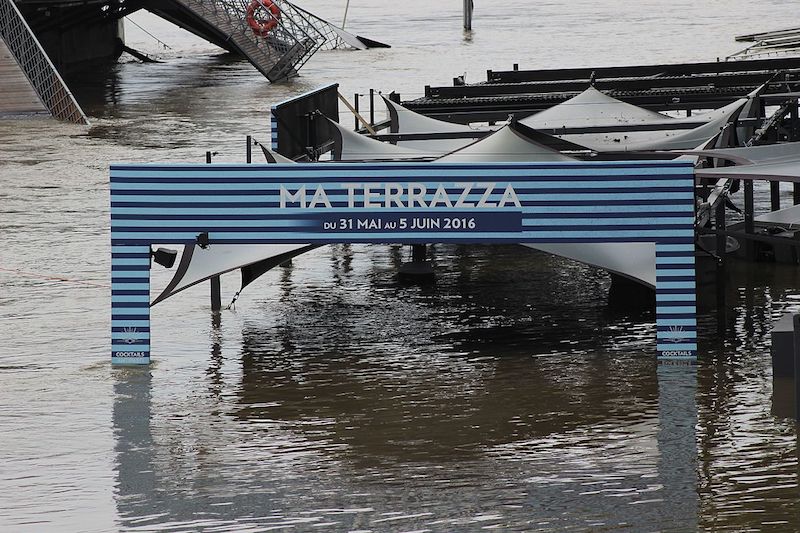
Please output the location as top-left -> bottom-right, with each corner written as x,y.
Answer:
0,0 -> 88,124
175,0 -> 357,82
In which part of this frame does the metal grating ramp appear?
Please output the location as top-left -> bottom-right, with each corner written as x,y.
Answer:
0,0 -> 88,124
172,0 -> 358,82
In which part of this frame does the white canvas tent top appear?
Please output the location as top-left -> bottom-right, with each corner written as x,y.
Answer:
519,84 -> 766,152
382,95 -> 484,153
522,242 -> 657,287
688,140 -> 800,182
326,117 -> 432,161
152,244 -> 317,305
520,86 -> 669,129
437,122 -> 576,162
673,139 -> 800,165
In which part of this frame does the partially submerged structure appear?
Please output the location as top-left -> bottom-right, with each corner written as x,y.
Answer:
0,0 -> 386,122
150,58 -> 800,312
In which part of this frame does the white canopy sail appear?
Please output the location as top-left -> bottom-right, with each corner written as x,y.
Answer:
520,84 -> 766,152
673,140 -> 800,165
521,86 -> 670,129
382,95 -> 483,153
152,243 -> 317,305
523,243 -> 657,288
326,117 -> 431,161
437,122 -> 575,162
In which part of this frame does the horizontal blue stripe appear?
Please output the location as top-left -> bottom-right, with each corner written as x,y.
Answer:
658,318 -> 697,326
111,252 -> 151,259
112,198 -> 694,208
656,294 -> 697,302
110,236 -> 694,246
111,356 -> 150,365
523,217 -> 694,226
657,281 -> 696,289
112,294 -> 150,303
656,257 -> 694,264
111,264 -> 150,272
112,283 -> 150,291
657,343 -> 698,351
656,301 -> 697,307
112,258 -> 151,266
110,163 -> 693,176
111,289 -> 150,296
112,320 -> 150,328
112,301 -> 150,308
656,265 -> 696,272
657,306 -> 696,314
110,163 -> 692,175
111,274 -> 150,282
112,159 -> 692,168
114,219 -> 314,228
111,245 -> 150,254
110,208 -> 695,219
110,229 -> 694,240
657,275 -> 695,282
111,225 -> 691,235
110,178 -> 695,189
656,250 -> 695,257
111,316 -> 150,327
656,287 -> 697,294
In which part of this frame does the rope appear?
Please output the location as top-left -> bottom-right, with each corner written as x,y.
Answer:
0,267 -> 110,288
125,17 -> 172,50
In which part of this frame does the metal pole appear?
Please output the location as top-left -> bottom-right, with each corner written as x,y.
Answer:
206,150 -> 222,312
342,0 -> 350,29
744,179 -> 754,260
793,314 -> 800,419
463,0 -> 473,30
771,181 -> 780,211
715,201 -> 726,336
369,88 -> 375,126
246,135 -> 252,164
354,93 -> 360,130
412,244 -> 426,263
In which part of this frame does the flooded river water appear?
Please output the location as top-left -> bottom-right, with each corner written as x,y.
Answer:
3,1 -> 800,530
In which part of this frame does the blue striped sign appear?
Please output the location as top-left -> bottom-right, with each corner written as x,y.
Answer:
110,161 -> 697,364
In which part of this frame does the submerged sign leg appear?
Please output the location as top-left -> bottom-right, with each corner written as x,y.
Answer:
655,242 -> 697,360
111,245 -> 151,365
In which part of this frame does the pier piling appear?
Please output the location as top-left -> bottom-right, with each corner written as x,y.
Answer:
793,315 -> 800,419
206,150 -> 222,312
715,201 -> 727,336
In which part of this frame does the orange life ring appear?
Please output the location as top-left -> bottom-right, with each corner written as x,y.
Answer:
246,0 -> 280,37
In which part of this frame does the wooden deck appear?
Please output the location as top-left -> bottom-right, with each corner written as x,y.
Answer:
0,36 -> 46,116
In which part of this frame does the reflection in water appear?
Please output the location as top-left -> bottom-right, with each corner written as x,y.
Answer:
113,245 -> 701,531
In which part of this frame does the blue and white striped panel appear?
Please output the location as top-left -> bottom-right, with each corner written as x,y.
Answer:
109,160 -> 696,363
655,243 -> 697,360
270,107 -> 278,152
109,162 -> 694,245
111,245 -> 150,365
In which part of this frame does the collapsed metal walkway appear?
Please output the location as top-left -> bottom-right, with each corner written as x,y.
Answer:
1,0 -> 371,123
150,0 -> 363,82
0,0 -> 87,123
